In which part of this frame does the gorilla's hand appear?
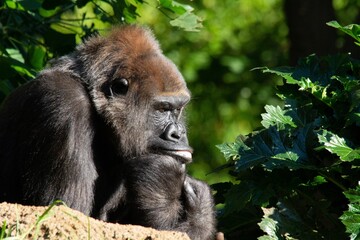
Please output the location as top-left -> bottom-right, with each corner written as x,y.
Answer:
124,154 -> 186,227
124,154 -> 216,240
179,176 -> 216,240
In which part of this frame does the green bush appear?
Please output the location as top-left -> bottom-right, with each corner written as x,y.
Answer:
215,22 -> 360,239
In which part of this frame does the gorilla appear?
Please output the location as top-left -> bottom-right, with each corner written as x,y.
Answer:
0,25 -> 216,240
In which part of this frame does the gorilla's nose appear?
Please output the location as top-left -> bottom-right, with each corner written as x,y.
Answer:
163,123 -> 182,142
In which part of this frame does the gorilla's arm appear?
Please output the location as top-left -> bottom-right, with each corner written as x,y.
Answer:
125,155 -> 216,240
0,71 -> 98,214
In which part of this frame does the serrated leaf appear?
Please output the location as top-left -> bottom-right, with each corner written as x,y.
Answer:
318,130 -> 360,161
298,77 -> 314,91
261,105 -> 297,130
235,131 -> 272,171
344,187 -> 360,204
327,21 -> 360,45
235,127 -> 309,172
260,66 -> 298,84
259,203 -> 320,240
341,187 -> 360,240
258,209 -> 279,239
216,136 -> 244,161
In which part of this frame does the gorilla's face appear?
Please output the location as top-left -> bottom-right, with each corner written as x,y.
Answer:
144,55 -> 192,164
83,27 -> 192,163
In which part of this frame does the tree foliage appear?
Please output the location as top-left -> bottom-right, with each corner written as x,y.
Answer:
215,22 -> 360,239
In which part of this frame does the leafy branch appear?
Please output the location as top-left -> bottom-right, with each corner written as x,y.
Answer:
215,22 -> 360,239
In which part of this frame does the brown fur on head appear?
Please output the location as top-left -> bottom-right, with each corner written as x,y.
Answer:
106,25 -> 161,56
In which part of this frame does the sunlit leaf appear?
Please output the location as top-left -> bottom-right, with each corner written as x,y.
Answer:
259,203 -> 320,240
216,136 -> 243,161
327,21 -> 360,46
261,105 -> 297,130
341,187 -> 360,240
317,130 -> 360,161
6,48 -> 24,63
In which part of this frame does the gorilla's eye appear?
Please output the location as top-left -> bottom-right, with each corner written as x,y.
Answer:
110,78 -> 129,96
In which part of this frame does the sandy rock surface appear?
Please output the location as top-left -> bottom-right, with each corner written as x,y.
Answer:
0,202 -> 190,240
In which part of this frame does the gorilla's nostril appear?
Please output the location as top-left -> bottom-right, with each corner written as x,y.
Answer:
171,131 -> 180,139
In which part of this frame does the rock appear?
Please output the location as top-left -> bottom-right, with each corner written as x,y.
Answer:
0,202 -> 190,240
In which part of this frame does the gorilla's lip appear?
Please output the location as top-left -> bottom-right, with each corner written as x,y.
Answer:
166,150 -> 193,164
150,139 -> 193,163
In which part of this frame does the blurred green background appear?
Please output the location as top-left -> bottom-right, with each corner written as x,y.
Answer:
1,0 -> 359,185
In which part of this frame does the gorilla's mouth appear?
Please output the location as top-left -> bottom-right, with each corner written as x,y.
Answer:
150,139 -> 193,164
165,150 -> 192,164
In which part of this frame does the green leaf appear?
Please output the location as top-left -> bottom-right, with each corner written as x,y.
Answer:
258,211 -> 279,240
216,136 -> 243,161
317,130 -> 360,161
5,0 -> 25,10
235,131 -> 272,171
298,77 -> 314,91
273,152 -> 299,161
158,0 -> 188,15
157,0 -> 202,31
1,50 -> 35,78
341,187 -> 360,240
6,48 -> 24,63
311,175 -> 327,186
259,202 -> 320,240
235,127 -> 309,171
170,12 -> 203,32
260,66 -> 298,84
327,21 -> 360,46
261,105 -> 297,130
29,45 -> 46,71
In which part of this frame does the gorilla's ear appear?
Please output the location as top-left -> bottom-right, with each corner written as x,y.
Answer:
0,70 -> 98,214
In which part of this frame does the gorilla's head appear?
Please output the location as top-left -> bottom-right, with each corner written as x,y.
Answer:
70,26 -> 193,162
